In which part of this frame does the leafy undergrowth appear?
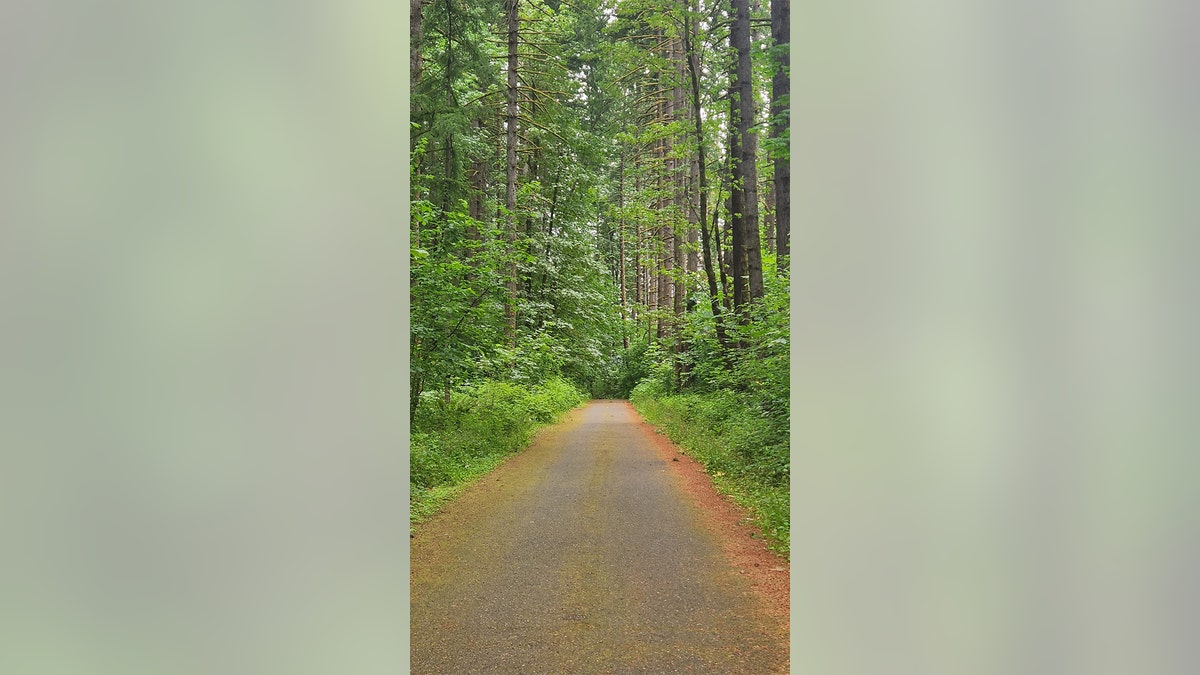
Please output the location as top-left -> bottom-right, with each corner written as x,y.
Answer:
410,377 -> 586,531
631,384 -> 790,559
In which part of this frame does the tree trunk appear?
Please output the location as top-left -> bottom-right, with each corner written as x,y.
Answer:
468,117 -> 486,227
729,73 -> 746,311
673,34 -> 686,322
763,178 -> 775,256
410,0 -> 424,206
634,155 -> 642,329
670,33 -> 687,386
504,0 -> 519,344
411,0 -> 423,85
619,154 -> 629,349
410,373 -> 424,416
688,155 -> 700,274
536,167 -> 561,298
656,97 -> 669,342
714,178 -> 731,312
684,8 -> 730,352
771,0 -> 790,270
733,0 -> 764,302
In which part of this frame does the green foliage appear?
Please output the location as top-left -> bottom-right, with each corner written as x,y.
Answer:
724,282 -> 790,425
627,280 -> 791,558
631,386 -> 790,558
409,199 -> 509,407
410,377 -> 586,527
411,0 -> 791,555
530,377 -> 588,421
593,341 -> 654,399
412,0 -> 628,405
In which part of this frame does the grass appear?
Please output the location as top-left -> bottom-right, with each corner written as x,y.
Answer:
410,377 -> 585,531
631,385 -> 790,559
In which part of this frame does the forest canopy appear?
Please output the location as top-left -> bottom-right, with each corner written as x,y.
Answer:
410,0 -> 791,553
410,0 -> 789,405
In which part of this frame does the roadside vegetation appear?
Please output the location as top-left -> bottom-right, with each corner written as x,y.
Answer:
411,0 -> 790,547
626,286 -> 790,558
410,377 -> 585,529
632,388 -> 789,558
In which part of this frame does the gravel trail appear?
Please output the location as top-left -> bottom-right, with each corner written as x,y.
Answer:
410,400 -> 788,674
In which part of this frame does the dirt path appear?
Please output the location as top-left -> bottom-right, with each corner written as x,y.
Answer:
410,400 -> 789,674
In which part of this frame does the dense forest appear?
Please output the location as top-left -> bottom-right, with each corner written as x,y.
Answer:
410,0 -> 791,553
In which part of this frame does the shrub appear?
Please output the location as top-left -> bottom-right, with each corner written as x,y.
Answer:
592,342 -> 654,399
410,431 -> 451,490
630,387 -> 790,558
409,377 -> 586,528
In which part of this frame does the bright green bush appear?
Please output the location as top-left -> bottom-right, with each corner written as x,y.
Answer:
631,384 -> 790,558
625,285 -> 790,557
410,377 -> 586,527
529,377 -> 587,421
410,431 -> 454,488
592,341 -> 654,399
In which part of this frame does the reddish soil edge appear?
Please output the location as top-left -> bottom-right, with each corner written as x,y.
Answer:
623,400 -> 791,636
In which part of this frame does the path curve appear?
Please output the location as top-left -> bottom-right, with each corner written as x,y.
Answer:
410,400 -> 788,674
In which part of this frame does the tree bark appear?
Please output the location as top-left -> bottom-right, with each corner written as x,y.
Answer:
771,0 -> 790,270
634,156 -> 641,327
674,34 -> 687,313
683,7 -> 729,350
504,0 -> 519,344
468,117 -> 486,227
671,36 -> 684,331
729,71 -> 746,311
411,0 -> 423,85
660,45 -> 673,344
656,79 -> 669,341
619,154 -> 629,349
688,155 -> 699,274
733,0 -> 764,302
763,177 -> 775,256
410,0 -> 424,205
714,177 -> 731,311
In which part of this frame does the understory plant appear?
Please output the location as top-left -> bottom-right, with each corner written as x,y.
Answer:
410,377 -> 586,528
